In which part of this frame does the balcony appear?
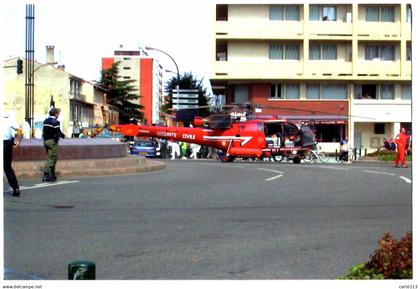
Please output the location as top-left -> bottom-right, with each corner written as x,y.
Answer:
357,22 -> 401,39
212,60 -> 303,80
307,21 -> 353,38
215,21 -> 303,40
306,60 -> 352,77
69,92 -> 87,102
357,60 -> 400,77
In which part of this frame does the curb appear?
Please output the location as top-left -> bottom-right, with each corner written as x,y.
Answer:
12,156 -> 166,180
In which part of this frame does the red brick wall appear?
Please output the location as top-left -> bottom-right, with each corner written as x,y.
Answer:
228,83 -> 348,117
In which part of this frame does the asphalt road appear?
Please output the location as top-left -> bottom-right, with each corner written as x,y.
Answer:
3,159 -> 412,280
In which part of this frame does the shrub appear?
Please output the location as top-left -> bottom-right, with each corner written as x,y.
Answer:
367,231 -> 412,279
341,231 -> 412,279
366,150 -> 411,162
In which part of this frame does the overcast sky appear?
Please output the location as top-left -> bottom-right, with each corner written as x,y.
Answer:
2,0 -> 214,87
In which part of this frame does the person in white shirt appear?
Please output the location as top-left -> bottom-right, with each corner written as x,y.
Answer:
189,143 -> 201,159
3,113 -> 23,197
168,140 -> 180,160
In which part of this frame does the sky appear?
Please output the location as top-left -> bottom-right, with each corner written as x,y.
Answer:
1,0 -> 214,87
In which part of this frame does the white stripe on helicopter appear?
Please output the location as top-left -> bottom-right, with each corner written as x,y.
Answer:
203,136 -> 253,146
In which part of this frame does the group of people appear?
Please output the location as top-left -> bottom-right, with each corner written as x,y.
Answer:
3,108 -> 65,197
164,140 -> 215,160
337,128 -> 411,167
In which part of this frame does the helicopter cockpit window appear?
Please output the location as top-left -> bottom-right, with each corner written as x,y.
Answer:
258,123 -> 265,133
264,122 -> 282,136
283,123 -> 299,136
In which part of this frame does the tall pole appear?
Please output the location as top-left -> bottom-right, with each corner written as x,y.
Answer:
145,46 -> 180,110
25,4 -> 35,135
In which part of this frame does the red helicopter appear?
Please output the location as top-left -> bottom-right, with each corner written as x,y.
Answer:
108,104 -> 317,163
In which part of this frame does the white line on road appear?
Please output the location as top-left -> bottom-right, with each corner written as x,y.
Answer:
399,176 -> 412,184
257,168 -> 284,174
257,168 -> 284,182
317,166 -> 349,171
362,170 -> 396,176
265,174 -> 284,181
19,180 -> 80,191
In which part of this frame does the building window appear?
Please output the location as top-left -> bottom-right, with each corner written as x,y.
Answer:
216,4 -> 228,21
374,123 -> 385,134
354,84 -> 377,99
306,84 -> 321,99
123,76 -> 131,80
366,6 -> 395,22
234,85 -> 249,104
70,79 -> 82,96
269,43 -> 300,60
216,40 -> 227,61
123,67 -> 131,70
269,44 -> 283,59
270,84 -> 282,98
407,4 -> 412,26
407,45 -> 412,61
322,84 -> 347,99
401,84 -> 412,100
269,5 -> 300,21
380,84 -> 395,100
315,124 -> 344,142
270,5 -> 284,20
365,45 -> 395,61
306,84 -> 347,99
270,84 -> 300,99
286,84 -> 300,99
309,44 -> 337,60
310,5 -> 337,21
354,84 -> 395,100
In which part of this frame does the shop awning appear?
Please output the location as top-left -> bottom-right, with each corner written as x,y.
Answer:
277,115 -> 348,125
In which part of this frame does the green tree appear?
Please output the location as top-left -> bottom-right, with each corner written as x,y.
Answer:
164,72 -> 210,117
99,61 -> 143,123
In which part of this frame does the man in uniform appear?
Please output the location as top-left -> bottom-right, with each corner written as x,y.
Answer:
3,113 -> 23,196
42,108 -> 65,181
393,127 -> 410,168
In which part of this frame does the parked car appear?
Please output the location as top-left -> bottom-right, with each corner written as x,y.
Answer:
130,140 -> 159,157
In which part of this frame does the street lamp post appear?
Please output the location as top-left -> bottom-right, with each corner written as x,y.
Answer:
145,46 -> 180,111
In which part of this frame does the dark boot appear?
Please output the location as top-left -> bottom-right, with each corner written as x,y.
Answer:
43,172 -> 55,182
12,187 -> 21,197
42,171 -> 49,182
51,168 -> 57,181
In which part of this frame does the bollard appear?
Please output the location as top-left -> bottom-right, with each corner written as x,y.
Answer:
68,260 -> 96,280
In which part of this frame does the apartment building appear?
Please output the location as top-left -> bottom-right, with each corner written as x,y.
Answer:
210,3 -> 412,152
102,49 -> 163,125
3,47 -> 111,138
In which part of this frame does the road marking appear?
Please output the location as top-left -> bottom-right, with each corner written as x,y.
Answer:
19,180 -> 80,191
399,176 -> 412,184
257,168 -> 284,174
362,170 -> 396,176
265,174 -> 284,181
317,166 -> 349,171
257,168 -> 284,181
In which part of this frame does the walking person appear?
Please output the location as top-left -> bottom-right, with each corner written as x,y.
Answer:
339,137 -> 349,162
42,108 -> 65,181
3,113 -> 23,197
393,127 -> 410,168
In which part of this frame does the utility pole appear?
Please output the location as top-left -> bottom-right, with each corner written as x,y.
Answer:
25,4 -> 35,134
